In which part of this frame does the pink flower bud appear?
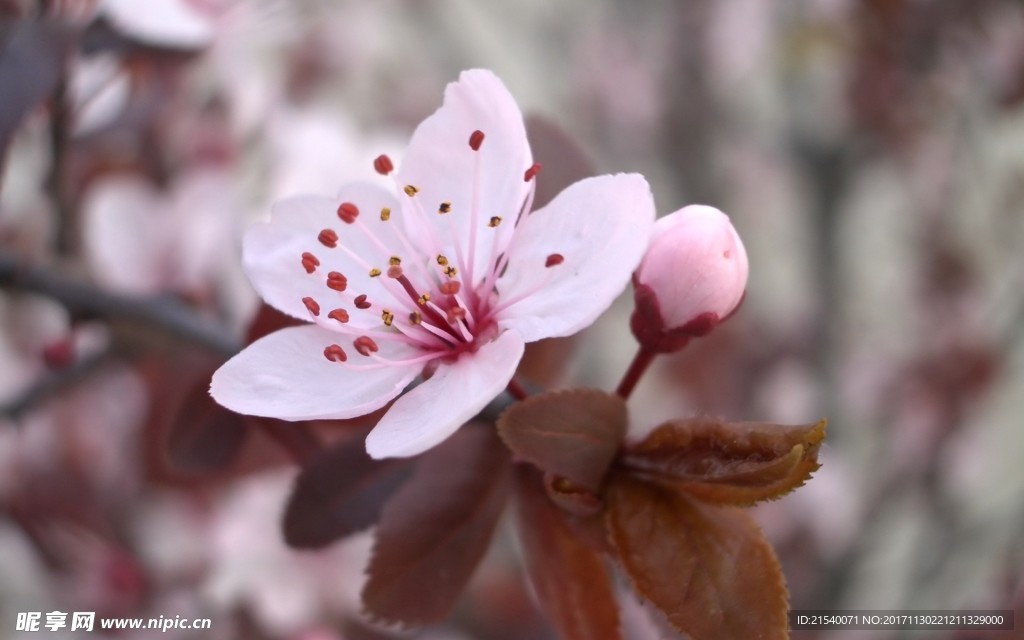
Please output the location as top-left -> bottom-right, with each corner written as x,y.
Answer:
631,205 -> 748,352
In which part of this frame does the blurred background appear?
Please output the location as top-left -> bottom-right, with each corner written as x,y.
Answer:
1,0 -> 1023,638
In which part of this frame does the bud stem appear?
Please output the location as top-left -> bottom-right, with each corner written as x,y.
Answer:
615,346 -> 659,399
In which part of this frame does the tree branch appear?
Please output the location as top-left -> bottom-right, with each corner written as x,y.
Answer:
0,251 -> 241,357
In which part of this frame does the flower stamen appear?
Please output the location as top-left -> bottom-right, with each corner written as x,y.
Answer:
302,297 -> 321,316
323,344 -> 348,362
374,154 -> 394,175
318,229 -> 338,248
524,163 -> 541,182
337,202 -> 359,224
326,271 -> 347,291
469,130 -> 484,150
354,336 -> 379,356
301,252 -> 320,274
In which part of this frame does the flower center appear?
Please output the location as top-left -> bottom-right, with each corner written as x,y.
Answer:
294,129 -> 548,369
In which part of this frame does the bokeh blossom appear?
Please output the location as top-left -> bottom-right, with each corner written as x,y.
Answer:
211,70 -> 655,458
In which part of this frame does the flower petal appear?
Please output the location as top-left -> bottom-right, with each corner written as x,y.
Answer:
365,330 -> 525,459
495,174 -> 655,341
396,69 -> 532,288
102,0 -> 214,49
210,325 -> 421,421
82,176 -> 166,295
244,183 -> 424,331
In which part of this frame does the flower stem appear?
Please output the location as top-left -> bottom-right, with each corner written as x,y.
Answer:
615,346 -> 658,399
506,377 -> 530,401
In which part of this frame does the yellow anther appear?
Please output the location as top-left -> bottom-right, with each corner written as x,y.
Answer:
418,293 -> 432,305
369,268 -> 382,278
438,201 -> 452,214
389,256 -> 401,266
404,185 -> 419,197
382,310 -> 394,327
409,311 -> 422,325
488,216 -> 503,228
444,266 -> 457,277
436,255 -> 449,266
380,207 -> 391,221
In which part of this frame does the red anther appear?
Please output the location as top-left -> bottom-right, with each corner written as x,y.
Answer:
439,280 -> 461,295
328,308 -> 350,323
301,251 -> 320,274
524,163 -> 542,182
354,336 -> 379,356
302,297 -> 321,316
387,265 -> 404,279
354,294 -> 371,309
318,228 -> 338,248
337,202 -> 359,224
373,154 -> 394,175
323,344 -> 348,362
545,253 -> 564,267
469,130 -> 485,150
446,307 -> 467,323
326,271 -> 348,292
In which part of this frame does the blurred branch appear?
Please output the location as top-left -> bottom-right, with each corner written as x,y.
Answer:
0,251 -> 241,356
45,76 -> 75,256
0,348 -> 110,420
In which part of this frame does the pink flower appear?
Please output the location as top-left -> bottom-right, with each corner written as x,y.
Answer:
211,70 -> 655,458
631,205 -> 748,352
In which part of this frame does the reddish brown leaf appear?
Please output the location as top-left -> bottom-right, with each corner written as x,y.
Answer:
515,468 -> 621,640
362,425 -> 511,626
606,475 -> 789,640
622,418 -> 826,505
497,389 -> 626,491
543,472 -> 604,518
283,436 -> 414,549
245,302 -> 303,345
163,367 -> 249,474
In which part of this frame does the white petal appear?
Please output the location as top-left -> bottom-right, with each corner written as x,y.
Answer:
210,325 -> 421,421
365,330 -> 525,459
171,170 -> 241,293
495,174 -> 655,342
71,54 -> 130,135
396,69 -> 532,288
102,0 -> 214,49
244,183 -> 422,330
82,176 -> 167,295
